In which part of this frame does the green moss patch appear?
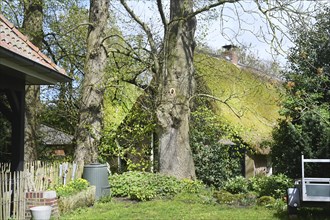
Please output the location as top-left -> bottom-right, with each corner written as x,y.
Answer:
195,54 -> 283,148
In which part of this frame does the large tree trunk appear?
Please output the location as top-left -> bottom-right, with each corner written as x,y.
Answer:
74,0 -> 110,165
22,0 -> 44,162
156,0 -> 196,179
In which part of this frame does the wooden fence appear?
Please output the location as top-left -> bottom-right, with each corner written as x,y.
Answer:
0,161 -> 83,220
0,171 -> 26,219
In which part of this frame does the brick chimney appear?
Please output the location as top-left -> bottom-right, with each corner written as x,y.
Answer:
222,45 -> 238,65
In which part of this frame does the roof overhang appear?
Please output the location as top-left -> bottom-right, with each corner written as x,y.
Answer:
0,47 -> 71,85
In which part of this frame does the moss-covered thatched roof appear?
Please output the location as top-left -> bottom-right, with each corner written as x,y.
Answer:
195,53 -> 283,153
103,52 -> 283,154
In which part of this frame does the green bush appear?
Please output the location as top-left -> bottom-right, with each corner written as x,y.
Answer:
221,174 -> 292,200
248,174 -> 293,199
223,176 -> 249,194
109,171 -> 204,201
53,178 -> 90,198
190,107 -> 244,188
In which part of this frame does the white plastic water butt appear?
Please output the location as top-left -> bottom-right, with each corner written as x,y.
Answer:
30,205 -> 52,220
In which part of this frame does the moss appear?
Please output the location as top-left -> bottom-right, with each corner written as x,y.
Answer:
195,53 -> 283,148
103,52 -> 282,151
103,81 -> 142,131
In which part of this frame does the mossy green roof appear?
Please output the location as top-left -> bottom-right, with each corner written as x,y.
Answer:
195,53 -> 283,151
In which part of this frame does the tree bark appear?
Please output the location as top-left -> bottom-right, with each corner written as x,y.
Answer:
74,0 -> 110,165
22,0 -> 44,162
156,0 -> 197,179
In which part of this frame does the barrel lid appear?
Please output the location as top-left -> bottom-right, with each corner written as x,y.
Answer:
84,163 -> 107,168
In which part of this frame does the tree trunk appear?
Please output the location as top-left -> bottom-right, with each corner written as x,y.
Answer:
22,0 -> 44,162
156,0 -> 196,179
74,0 -> 110,165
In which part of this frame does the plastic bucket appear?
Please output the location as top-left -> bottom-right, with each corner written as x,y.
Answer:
30,205 -> 52,220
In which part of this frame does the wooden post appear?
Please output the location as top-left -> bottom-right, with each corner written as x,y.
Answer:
7,88 -> 25,172
0,77 -> 25,172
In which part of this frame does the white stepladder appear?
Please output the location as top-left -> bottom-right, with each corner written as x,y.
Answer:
287,155 -> 330,214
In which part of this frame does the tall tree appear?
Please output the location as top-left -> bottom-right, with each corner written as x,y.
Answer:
74,0 -> 110,164
22,0 -> 44,162
155,0 -> 197,178
271,7 -> 330,178
116,0 -> 320,179
118,0 -> 245,179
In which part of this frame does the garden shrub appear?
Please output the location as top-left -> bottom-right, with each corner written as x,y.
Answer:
220,174 -> 293,203
190,106 -> 244,188
50,178 -> 95,214
53,178 -> 90,198
223,176 -> 249,194
109,171 -> 204,201
248,174 -> 293,199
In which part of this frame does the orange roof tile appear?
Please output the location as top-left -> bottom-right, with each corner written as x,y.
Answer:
0,13 -> 66,76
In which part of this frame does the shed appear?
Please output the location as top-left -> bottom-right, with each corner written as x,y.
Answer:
39,124 -> 74,157
0,14 -> 71,171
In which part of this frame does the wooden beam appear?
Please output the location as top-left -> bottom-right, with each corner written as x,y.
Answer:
10,88 -> 25,172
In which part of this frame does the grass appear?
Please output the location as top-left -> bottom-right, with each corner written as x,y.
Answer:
59,193 -> 330,220
60,198 -> 279,220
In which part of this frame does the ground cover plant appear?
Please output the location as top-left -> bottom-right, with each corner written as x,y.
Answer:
51,178 -> 90,198
59,198 -> 282,220
59,194 -> 330,220
59,172 -> 330,219
222,174 -> 293,199
109,171 -> 204,201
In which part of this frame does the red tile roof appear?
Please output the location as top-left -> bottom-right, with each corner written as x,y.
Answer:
0,14 -> 66,76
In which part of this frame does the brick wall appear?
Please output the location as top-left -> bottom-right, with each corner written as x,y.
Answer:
25,191 -> 59,220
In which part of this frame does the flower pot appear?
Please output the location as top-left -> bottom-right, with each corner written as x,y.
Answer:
30,206 -> 52,220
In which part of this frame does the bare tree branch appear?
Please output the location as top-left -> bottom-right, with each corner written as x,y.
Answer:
157,0 -> 167,33
189,93 -> 243,118
64,22 -> 94,35
120,0 -> 160,75
187,0 -> 239,20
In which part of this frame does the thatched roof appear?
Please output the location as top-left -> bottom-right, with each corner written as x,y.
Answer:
40,124 -> 73,146
195,53 -> 282,154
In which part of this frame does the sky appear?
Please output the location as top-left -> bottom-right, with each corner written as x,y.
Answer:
116,0 -> 329,66
198,2 -> 285,62
199,1 -> 329,65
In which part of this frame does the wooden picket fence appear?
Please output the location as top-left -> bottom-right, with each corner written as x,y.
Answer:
0,171 -> 26,219
23,161 -> 83,191
0,161 -> 83,220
